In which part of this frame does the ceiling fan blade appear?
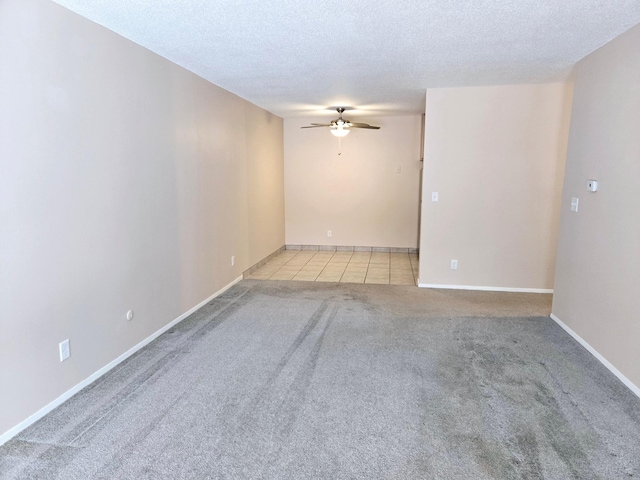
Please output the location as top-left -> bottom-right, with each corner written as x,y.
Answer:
350,125 -> 380,129
301,124 -> 332,128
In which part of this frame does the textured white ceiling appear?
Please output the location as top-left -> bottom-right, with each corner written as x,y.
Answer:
51,0 -> 640,117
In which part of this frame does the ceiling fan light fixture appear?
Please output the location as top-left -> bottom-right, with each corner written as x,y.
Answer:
331,126 -> 350,137
301,107 -> 379,134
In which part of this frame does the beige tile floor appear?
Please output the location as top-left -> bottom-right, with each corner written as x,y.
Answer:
247,250 -> 419,285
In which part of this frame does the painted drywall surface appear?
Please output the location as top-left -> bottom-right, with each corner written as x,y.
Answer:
552,25 -> 640,387
419,83 -> 572,289
285,116 -> 423,248
0,0 -> 283,435
246,111 -> 285,262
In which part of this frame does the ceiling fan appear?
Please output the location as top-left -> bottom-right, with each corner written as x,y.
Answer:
301,108 -> 380,137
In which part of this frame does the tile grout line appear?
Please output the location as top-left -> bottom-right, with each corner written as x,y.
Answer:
294,250 -> 326,280
271,250 -> 306,279
318,253 -> 353,283
340,255 -> 363,283
340,253 -> 355,276
311,250 -> 336,280
312,250 -> 343,280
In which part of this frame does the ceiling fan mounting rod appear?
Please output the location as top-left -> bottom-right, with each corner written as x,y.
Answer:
335,107 -> 347,125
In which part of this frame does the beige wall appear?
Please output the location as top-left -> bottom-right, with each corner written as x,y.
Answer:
0,0 -> 284,437
284,115 -> 422,248
419,84 -> 572,290
552,25 -> 640,388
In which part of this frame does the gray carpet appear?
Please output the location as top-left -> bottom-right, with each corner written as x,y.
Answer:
1,280 -> 639,479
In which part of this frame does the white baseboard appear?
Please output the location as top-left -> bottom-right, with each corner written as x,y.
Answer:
0,275 -> 244,446
418,283 -> 553,294
550,313 -> 640,398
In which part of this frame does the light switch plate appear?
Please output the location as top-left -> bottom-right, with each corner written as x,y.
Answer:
571,197 -> 579,212
59,339 -> 70,362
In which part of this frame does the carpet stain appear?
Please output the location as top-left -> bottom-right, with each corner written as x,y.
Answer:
534,381 -> 596,479
513,430 -> 544,478
92,393 -> 189,480
260,305 -> 339,477
260,301 -> 331,391
191,300 -> 339,475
